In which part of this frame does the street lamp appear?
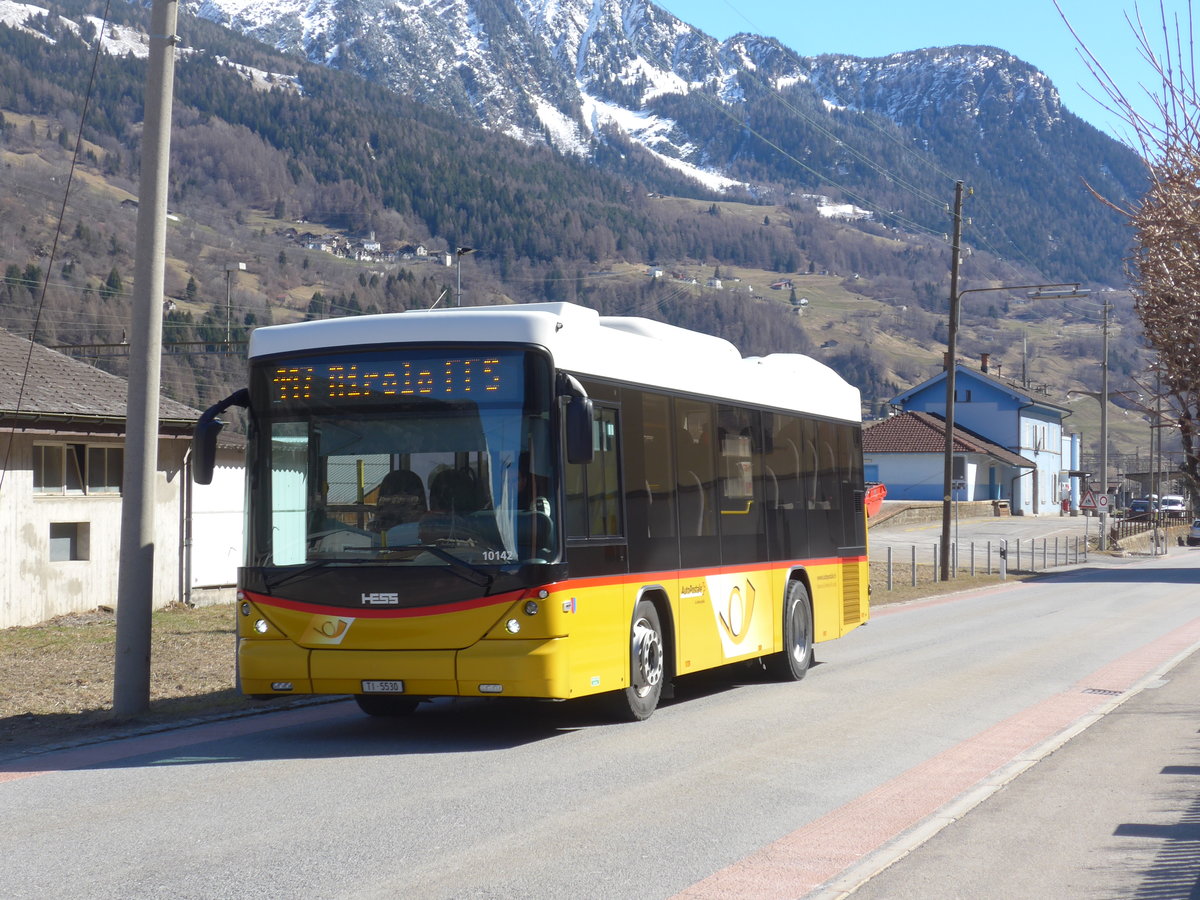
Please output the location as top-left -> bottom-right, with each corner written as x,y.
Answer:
455,246 -> 475,307
940,282 -> 1090,580
225,262 -> 245,345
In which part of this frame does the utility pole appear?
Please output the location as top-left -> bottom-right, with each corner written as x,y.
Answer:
455,246 -> 475,306
940,181 -> 964,582
1154,362 -> 1163,555
1099,295 -> 1110,549
225,262 -> 245,346
113,0 -> 178,717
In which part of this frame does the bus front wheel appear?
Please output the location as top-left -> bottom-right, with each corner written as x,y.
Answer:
354,694 -> 421,717
765,581 -> 813,681
608,599 -> 665,721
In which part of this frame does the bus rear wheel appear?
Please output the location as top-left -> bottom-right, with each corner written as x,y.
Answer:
765,581 -> 813,681
354,694 -> 421,717
608,599 -> 665,721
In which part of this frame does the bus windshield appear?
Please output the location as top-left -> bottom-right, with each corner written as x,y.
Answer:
247,348 -> 557,568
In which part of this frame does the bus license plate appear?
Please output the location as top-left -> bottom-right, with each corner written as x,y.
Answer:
361,680 -> 405,693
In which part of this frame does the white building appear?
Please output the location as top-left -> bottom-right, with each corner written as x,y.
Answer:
0,331 -> 244,627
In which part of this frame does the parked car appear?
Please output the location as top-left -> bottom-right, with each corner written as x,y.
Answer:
1160,495 -> 1188,518
1189,518 -> 1200,547
1127,498 -> 1155,520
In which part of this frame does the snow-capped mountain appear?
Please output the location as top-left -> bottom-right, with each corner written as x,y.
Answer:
807,46 -> 1066,134
1,0 -> 1141,281
183,0 -> 1087,189
187,0 -> 730,182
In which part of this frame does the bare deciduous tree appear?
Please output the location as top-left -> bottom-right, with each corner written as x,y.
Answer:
1059,0 -> 1200,501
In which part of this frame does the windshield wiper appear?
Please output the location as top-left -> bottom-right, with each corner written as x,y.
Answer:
262,558 -> 377,592
404,544 -> 496,590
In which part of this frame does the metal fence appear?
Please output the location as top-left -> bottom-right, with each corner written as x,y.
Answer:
874,537 -> 1088,592
1112,516 -> 1187,542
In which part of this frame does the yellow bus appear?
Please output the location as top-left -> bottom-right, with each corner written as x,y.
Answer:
193,302 -> 869,720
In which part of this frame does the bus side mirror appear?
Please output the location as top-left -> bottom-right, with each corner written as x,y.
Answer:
192,388 -> 249,485
565,396 -> 594,465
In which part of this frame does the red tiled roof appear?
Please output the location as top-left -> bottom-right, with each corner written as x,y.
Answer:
863,411 -> 1032,468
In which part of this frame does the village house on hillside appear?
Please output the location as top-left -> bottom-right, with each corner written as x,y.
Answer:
280,227 -> 404,263
874,358 -> 1073,516
0,332 -> 243,627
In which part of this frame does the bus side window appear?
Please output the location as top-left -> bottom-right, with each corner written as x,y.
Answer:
621,390 -> 676,540
565,405 -> 623,540
717,405 -> 757,516
674,399 -> 717,538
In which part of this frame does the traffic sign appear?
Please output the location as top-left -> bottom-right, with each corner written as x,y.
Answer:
1080,490 -> 1097,510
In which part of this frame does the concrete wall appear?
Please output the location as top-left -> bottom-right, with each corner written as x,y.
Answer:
0,431 -> 192,628
870,500 -> 1002,529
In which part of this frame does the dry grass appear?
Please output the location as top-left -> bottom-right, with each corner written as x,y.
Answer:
0,603 -> 262,758
869,562 -> 1035,605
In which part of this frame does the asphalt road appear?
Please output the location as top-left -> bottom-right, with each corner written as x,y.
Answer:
868,510 -> 1111,578
867,509 -> 1101,554
4,549 -> 1200,899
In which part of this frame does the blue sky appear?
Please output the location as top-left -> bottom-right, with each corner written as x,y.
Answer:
659,0 -> 1185,139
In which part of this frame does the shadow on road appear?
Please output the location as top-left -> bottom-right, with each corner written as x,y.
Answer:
1031,565 -> 1200,587
1120,765 -> 1200,898
0,658 -> 808,773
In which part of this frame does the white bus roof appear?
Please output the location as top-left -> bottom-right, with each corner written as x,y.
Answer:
248,302 -> 861,422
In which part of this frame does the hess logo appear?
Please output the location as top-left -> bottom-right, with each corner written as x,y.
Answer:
361,592 -> 400,606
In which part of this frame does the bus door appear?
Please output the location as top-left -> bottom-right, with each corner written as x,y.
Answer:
563,401 -> 629,683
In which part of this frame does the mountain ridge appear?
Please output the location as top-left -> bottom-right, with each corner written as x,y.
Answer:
0,0 -> 1155,456
183,0 -> 1144,284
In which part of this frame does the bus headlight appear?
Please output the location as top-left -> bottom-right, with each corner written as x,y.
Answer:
254,619 -> 269,634
505,618 -> 521,634
523,600 -> 539,616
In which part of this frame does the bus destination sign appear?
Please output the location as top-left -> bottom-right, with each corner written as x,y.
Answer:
269,354 -> 513,404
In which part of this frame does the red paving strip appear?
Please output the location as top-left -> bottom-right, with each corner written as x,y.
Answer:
675,615 -> 1200,900
0,702 -> 348,784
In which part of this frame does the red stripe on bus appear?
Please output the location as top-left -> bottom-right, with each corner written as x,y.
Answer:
243,554 -> 867,619
537,556 -> 866,591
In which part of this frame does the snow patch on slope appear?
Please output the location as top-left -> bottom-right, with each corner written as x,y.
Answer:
535,97 -> 588,155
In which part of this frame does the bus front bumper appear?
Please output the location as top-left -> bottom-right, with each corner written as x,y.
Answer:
239,637 -> 573,699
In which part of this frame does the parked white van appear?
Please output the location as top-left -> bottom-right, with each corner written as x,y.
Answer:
1160,495 -> 1187,518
